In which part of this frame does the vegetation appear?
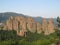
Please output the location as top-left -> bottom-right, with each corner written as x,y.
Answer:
54,16 -> 60,45
0,30 -> 57,45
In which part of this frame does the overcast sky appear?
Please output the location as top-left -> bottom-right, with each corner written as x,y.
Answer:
0,0 -> 60,18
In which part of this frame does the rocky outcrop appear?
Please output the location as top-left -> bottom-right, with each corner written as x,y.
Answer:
17,30 -> 26,37
6,16 -> 14,30
4,16 -> 55,36
42,18 -> 55,35
37,23 -> 42,34
5,16 -> 27,36
14,16 -> 26,31
26,17 -> 37,33
47,18 -> 55,34
42,18 -> 48,35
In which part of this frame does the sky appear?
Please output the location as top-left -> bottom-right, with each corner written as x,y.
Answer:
0,0 -> 60,18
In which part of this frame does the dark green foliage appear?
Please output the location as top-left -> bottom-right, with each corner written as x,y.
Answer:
57,16 -> 60,28
0,29 -> 56,45
25,31 -> 45,42
54,16 -> 60,45
57,16 -> 60,23
55,29 -> 60,38
56,16 -> 60,39
0,30 -> 20,41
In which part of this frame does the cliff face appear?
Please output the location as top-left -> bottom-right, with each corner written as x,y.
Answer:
6,16 -> 14,30
4,16 -> 55,36
37,23 -> 42,34
26,17 -> 37,33
47,18 -> 55,34
42,18 -> 55,35
42,18 -> 48,35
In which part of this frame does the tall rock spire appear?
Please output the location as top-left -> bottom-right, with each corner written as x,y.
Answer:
26,17 -> 36,33
42,18 -> 48,35
37,23 -> 42,34
6,16 -> 14,30
48,18 -> 55,34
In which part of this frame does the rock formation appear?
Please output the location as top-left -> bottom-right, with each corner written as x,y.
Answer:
47,18 -> 55,34
14,16 -> 26,31
42,18 -> 48,35
42,18 -> 55,35
4,16 -> 55,36
26,17 -> 36,33
17,30 -> 26,37
37,23 -> 42,34
6,16 -> 14,30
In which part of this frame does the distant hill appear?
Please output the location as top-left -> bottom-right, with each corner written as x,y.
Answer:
0,12 -> 57,25
0,12 -> 26,22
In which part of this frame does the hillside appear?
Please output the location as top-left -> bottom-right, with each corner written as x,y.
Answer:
0,12 -> 57,25
0,12 -> 26,22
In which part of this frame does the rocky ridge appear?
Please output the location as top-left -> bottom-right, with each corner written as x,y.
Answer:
3,16 -> 55,36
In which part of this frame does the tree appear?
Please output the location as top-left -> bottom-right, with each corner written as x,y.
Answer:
57,16 -> 60,29
55,16 -> 60,45
57,16 -> 60,38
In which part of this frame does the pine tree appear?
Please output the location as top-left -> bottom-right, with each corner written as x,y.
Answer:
57,16 -> 60,38
55,16 -> 60,45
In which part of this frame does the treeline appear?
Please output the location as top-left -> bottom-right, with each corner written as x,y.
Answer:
0,30 -> 21,41
0,30 -> 57,45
